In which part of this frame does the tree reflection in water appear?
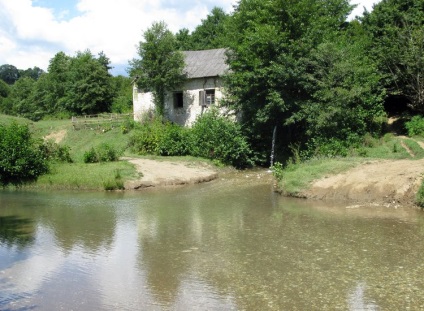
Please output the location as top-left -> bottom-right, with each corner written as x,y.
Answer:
0,216 -> 35,248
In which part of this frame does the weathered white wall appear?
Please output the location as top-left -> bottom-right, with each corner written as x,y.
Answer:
133,85 -> 155,121
133,77 -> 227,127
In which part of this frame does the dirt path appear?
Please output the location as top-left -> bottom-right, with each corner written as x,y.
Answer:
44,130 -> 67,143
301,159 -> 424,207
123,158 -> 218,189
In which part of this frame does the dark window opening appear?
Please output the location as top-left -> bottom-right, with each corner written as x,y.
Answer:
174,92 -> 183,108
206,89 -> 215,105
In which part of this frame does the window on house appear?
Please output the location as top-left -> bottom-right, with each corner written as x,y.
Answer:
206,89 -> 215,105
200,89 -> 215,106
174,92 -> 183,108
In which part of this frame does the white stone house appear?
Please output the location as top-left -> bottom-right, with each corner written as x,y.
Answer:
133,48 -> 229,126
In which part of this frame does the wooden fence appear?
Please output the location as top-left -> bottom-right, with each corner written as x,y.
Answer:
71,113 -> 134,130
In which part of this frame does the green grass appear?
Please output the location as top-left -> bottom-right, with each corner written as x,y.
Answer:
25,161 -> 139,190
0,114 -> 32,126
277,157 -> 363,196
402,139 -> 424,159
275,133 -> 424,196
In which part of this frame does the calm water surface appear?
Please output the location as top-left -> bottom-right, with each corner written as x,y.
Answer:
1,172 -> 424,310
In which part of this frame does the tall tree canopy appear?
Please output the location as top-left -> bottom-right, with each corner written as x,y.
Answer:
129,21 -> 186,116
64,50 -> 114,115
0,65 -> 20,85
223,0 -> 355,161
176,7 -> 229,51
362,0 -> 424,112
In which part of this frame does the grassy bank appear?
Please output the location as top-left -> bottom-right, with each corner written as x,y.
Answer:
274,134 -> 424,197
0,115 -> 185,190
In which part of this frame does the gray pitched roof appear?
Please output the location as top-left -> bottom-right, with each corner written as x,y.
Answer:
183,48 -> 228,79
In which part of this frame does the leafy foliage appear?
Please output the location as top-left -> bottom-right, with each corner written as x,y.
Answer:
405,115 -> 424,136
83,143 -> 121,163
64,50 -> 114,115
416,180 -> 424,208
190,109 -> 253,167
128,118 -> 190,156
176,7 -> 230,50
223,0 -> 354,162
0,122 -> 49,186
362,0 -> 424,111
40,140 -> 73,163
129,22 -> 186,116
297,37 -> 386,155
129,110 -> 253,168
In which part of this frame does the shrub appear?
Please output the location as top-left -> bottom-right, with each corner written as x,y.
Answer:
83,147 -> 98,163
190,109 -> 253,168
128,118 -> 190,156
40,140 -> 73,163
405,115 -> 424,136
272,162 -> 284,181
97,143 -> 120,162
83,144 -> 120,163
0,122 -> 49,186
416,180 -> 424,208
103,169 -> 125,190
128,110 -> 253,168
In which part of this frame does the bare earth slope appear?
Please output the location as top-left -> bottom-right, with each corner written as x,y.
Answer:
301,159 -> 424,207
123,158 -> 218,189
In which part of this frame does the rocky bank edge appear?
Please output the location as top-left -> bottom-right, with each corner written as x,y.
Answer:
300,159 -> 424,207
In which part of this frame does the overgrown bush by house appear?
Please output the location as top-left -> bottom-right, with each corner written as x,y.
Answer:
190,109 -> 253,168
128,110 -> 254,168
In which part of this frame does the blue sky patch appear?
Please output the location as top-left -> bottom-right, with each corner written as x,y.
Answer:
33,0 -> 80,20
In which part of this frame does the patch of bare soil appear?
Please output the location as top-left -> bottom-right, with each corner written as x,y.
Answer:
123,158 -> 218,189
301,159 -> 424,207
44,130 -> 67,143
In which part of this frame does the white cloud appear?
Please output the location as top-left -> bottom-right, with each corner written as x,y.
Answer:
0,0 -> 380,75
349,0 -> 380,20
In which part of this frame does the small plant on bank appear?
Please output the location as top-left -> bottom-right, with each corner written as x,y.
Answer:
271,162 -> 284,181
83,143 -> 121,163
40,140 -> 73,163
416,180 -> 424,208
103,169 -> 125,190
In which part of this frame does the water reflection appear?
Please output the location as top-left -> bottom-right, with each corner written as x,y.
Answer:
0,215 -> 34,248
1,179 -> 424,310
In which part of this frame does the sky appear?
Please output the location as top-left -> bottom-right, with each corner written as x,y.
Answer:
0,0 -> 381,76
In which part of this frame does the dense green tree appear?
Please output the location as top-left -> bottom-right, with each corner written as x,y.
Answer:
19,66 -> 45,80
64,50 -> 114,114
46,52 -> 72,113
190,7 -> 229,50
0,80 -> 11,114
129,21 -> 186,116
175,28 -> 194,50
0,122 -> 49,187
362,0 -> 424,111
175,7 -> 230,51
224,0 -> 353,162
295,37 -> 386,155
0,64 -> 19,85
9,77 -> 37,120
0,79 -> 10,98
110,75 -> 133,113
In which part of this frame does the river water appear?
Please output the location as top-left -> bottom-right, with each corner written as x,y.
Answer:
1,171 -> 424,310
